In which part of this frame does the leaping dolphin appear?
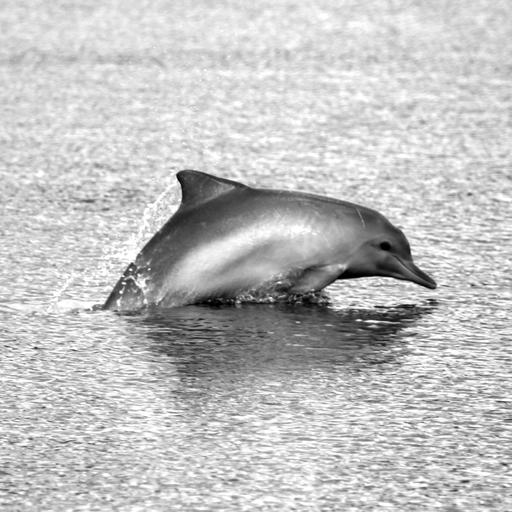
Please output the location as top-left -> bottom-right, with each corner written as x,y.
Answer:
104,170 -> 436,311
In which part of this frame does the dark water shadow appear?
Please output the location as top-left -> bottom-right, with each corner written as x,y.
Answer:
122,300 -> 438,380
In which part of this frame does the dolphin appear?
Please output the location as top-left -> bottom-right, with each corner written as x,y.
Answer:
104,170 -> 436,311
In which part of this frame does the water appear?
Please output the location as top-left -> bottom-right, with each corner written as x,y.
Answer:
1,0 -> 512,510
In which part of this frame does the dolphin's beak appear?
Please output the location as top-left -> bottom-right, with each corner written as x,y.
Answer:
389,256 -> 437,289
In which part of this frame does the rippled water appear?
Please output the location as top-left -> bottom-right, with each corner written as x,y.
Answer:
1,1 -> 512,510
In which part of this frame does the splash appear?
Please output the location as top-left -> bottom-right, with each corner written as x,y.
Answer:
204,290 -> 331,306
45,175 -> 181,313
122,176 -> 181,263
46,272 -> 78,313
101,175 -> 180,296
205,274 -> 333,307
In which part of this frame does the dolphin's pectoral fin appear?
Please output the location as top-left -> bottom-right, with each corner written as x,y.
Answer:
289,264 -> 346,294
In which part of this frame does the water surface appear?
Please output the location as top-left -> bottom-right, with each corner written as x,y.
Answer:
1,0 -> 511,510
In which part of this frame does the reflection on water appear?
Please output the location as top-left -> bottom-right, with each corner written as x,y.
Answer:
135,301 -> 438,377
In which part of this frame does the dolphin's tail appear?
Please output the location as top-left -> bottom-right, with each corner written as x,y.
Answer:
103,262 -> 146,311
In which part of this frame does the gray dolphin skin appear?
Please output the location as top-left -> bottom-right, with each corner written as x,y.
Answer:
104,170 -> 436,311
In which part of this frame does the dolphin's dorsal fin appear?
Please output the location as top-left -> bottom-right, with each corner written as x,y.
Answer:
177,170 -> 248,210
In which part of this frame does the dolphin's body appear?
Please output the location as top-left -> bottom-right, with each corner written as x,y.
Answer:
104,171 -> 436,311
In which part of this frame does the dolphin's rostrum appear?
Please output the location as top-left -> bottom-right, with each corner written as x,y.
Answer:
104,171 -> 436,311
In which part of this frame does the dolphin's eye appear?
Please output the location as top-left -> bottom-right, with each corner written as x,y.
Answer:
380,241 -> 392,251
